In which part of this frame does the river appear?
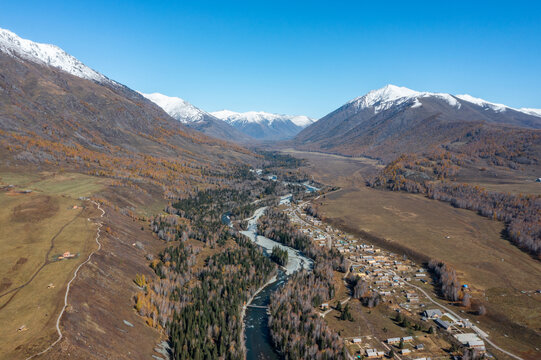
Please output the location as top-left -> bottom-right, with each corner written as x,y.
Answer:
239,206 -> 313,360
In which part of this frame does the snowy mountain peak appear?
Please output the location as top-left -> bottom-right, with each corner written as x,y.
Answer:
349,85 -> 541,118
210,110 -> 314,127
349,84 -> 460,114
139,92 -> 206,123
363,84 -> 421,104
0,27 -> 111,84
211,110 -> 314,140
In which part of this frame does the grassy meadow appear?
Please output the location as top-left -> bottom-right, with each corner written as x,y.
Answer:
0,171 -> 103,359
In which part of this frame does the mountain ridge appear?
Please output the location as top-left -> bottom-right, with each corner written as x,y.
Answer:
139,92 -> 254,143
295,84 -> 541,161
211,110 -> 313,141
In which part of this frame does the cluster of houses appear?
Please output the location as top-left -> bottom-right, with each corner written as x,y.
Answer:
285,200 -> 488,358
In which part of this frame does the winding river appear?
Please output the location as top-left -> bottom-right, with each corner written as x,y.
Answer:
239,206 -> 313,360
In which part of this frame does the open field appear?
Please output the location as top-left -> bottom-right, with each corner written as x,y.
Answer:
0,184 -> 100,359
284,150 -> 541,359
280,148 -> 382,187
38,203 -> 166,360
453,163 -> 541,195
0,168 -> 167,359
0,171 -> 108,199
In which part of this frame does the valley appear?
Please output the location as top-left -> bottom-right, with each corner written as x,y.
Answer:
278,149 -> 541,359
0,18 -> 540,360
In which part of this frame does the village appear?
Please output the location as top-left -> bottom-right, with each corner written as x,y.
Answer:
281,198 -> 492,360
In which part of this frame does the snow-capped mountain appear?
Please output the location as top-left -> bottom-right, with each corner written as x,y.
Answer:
140,92 -> 206,123
295,84 -> 541,159
211,110 -> 314,140
0,27 -> 112,84
347,84 -> 460,114
212,110 -> 313,127
140,92 -> 254,142
347,85 -> 541,118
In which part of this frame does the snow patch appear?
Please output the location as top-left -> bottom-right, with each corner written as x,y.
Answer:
520,108 -> 541,117
456,94 -> 508,112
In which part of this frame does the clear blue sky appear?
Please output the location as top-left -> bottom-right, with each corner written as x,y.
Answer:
2,1 -> 540,118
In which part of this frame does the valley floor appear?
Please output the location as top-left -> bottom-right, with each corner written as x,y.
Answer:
282,150 -> 541,360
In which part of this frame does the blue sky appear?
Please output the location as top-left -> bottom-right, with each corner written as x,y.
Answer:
2,1 -> 540,118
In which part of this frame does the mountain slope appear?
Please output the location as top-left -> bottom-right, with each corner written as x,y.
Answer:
0,28 -> 112,84
0,27 -> 253,197
140,92 -> 254,143
295,85 -> 541,160
211,110 -> 313,140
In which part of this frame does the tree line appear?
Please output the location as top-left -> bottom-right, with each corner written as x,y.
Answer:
368,151 -> 541,258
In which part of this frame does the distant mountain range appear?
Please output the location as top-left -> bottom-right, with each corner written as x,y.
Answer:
211,110 -> 313,141
140,92 -> 313,141
295,84 -> 541,160
139,92 -> 253,142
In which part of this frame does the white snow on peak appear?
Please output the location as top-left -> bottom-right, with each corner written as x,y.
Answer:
348,84 -> 460,114
519,108 -> 541,118
211,110 -> 313,127
140,92 -> 206,123
350,85 -> 541,118
455,94 -> 508,112
0,27 -> 111,84
457,94 -> 541,117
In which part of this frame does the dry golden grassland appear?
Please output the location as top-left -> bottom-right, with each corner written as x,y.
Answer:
0,171 -> 103,359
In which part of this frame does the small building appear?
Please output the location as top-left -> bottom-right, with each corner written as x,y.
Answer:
401,349 -> 411,355
387,337 -> 401,345
416,344 -> 425,350
17,325 -> 28,332
352,338 -> 362,344
365,349 -> 385,358
423,309 -> 443,319
456,333 -> 487,352
58,251 -> 76,260
320,303 -> 329,310
434,318 -> 451,330
468,340 -> 486,351
402,336 -> 414,342
459,319 -> 472,328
